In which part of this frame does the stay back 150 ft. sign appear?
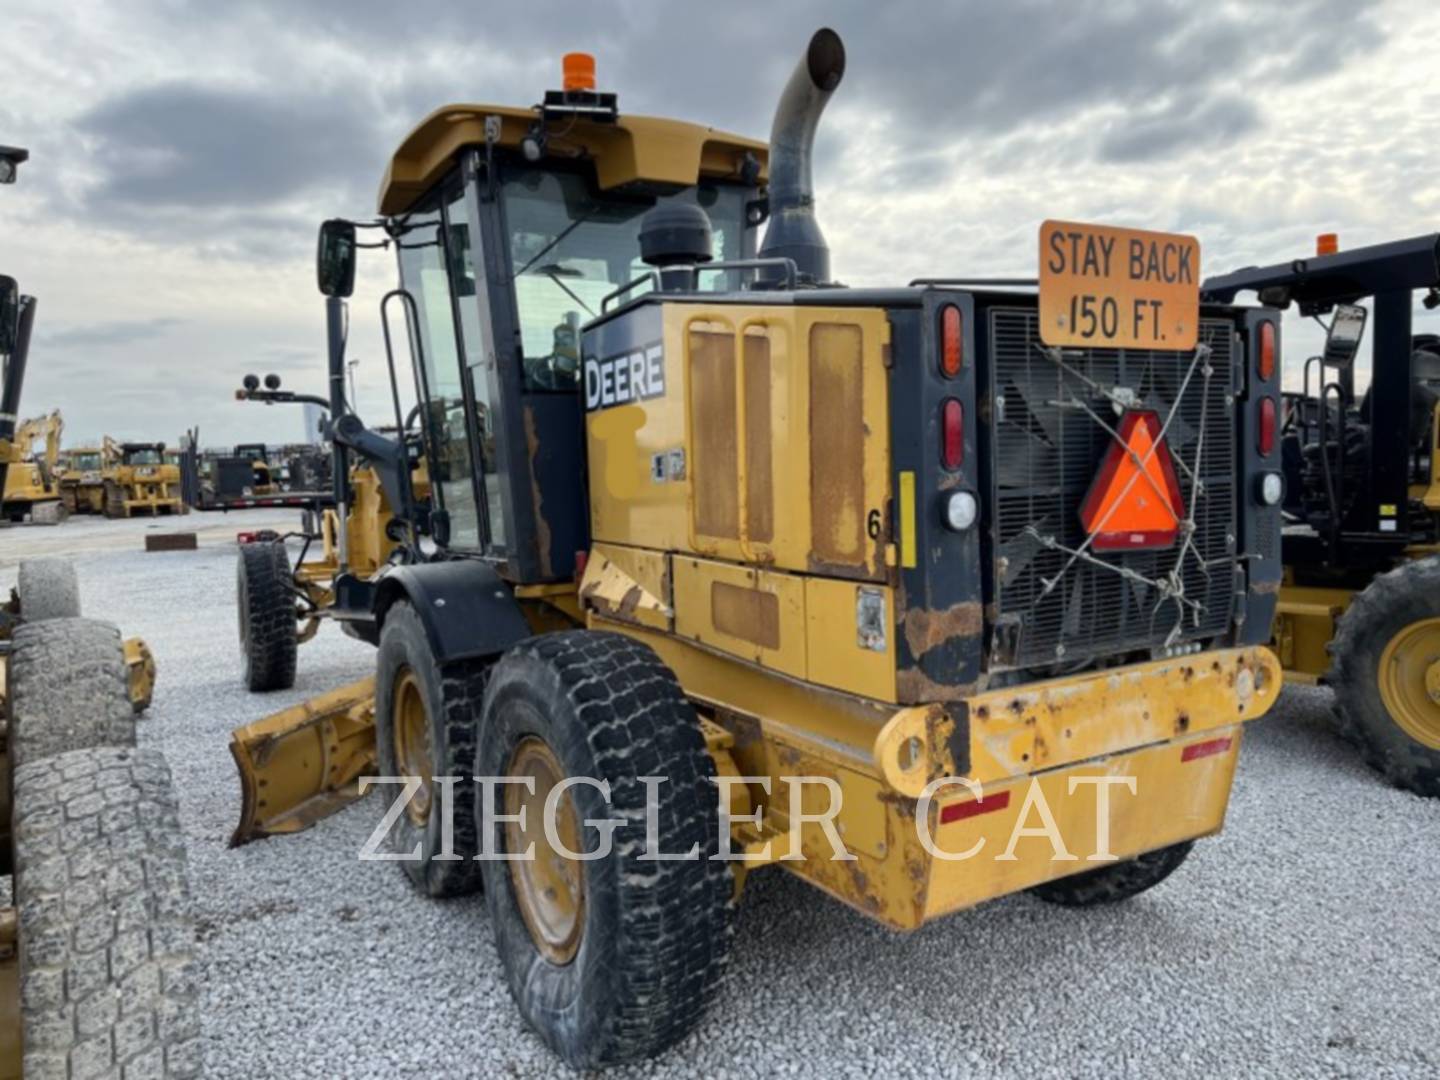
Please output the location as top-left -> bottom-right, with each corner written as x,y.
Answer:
1038,220 -> 1200,351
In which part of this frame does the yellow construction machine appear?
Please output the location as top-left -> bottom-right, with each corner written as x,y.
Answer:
1,409 -> 65,524
1,154 -> 192,1076
1206,234 -> 1440,795
101,435 -> 186,517
227,32 -> 1285,1069
58,443 -> 106,513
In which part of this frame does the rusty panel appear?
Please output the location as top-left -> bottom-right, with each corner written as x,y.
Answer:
712,581 -> 780,650
808,322 -> 866,567
672,556 -> 807,679
744,329 -> 774,544
689,325 -> 739,540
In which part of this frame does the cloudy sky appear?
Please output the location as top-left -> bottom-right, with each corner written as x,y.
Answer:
3,0 -> 1438,448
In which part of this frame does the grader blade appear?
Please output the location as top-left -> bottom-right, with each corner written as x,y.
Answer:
229,677 -> 378,846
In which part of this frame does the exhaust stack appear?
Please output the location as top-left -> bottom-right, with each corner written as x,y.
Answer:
758,28 -> 846,286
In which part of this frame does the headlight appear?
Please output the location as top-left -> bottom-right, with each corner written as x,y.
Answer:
1258,472 -> 1283,506
943,490 -> 978,532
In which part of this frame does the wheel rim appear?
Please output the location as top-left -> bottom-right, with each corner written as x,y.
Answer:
391,668 -> 432,824
505,737 -> 586,965
1378,617 -> 1440,750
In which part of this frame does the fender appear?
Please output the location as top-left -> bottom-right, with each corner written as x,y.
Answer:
374,558 -> 531,664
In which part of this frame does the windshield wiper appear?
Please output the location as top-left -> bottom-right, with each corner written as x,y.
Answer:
514,206 -> 599,279
542,269 -> 596,318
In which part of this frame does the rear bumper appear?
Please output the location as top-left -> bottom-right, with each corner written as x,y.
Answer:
759,646 -> 1281,930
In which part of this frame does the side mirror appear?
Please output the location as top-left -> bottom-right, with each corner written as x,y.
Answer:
1324,303 -> 1367,367
317,219 -> 357,298
0,275 -> 18,354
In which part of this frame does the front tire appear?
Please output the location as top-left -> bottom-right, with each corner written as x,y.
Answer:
237,540 -> 298,692
1028,842 -> 1193,907
7,617 -> 136,768
1330,557 -> 1440,797
14,747 -> 202,1078
372,601 -> 487,896
17,557 -> 81,621
477,631 -> 733,1069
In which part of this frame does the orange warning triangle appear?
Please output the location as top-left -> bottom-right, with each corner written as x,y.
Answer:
1078,410 -> 1185,551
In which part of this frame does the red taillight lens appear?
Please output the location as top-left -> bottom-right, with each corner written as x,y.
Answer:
1257,321 -> 1276,382
941,398 -> 964,471
1258,397 -> 1276,455
940,305 -> 963,377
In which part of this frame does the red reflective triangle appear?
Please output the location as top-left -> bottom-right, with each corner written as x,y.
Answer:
1077,409 -> 1185,551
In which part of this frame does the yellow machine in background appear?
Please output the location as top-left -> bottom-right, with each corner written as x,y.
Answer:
100,436 -> 186,517
58,444 -> 106,514
1,409 -> 65,524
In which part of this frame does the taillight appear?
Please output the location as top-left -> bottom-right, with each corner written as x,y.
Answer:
1258,397 -> 1276,455
1257,321 -> 1276,381
941,398 -> 963,471
939,305 -> 963,377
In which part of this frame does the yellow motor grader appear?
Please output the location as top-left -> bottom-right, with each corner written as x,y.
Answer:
101,435 -> 186,517
1206,233 -> 1440,796
0,160 -> 193,1075
227,33 -> 1284,1069
1,409 -> 65,524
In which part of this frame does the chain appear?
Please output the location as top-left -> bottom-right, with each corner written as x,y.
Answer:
1021,340 -> 1220,650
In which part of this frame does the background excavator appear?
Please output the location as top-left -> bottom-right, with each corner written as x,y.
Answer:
1,408 -> 65,524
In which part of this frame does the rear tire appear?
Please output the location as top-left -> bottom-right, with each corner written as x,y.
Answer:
7,617 -> 136,768
17,557 -> 81,621
477,630 -> 733,1069
237,540 -> 297,692
14,746 -> 202,1079
372,601 -> 486,897
1329,557 -> 1440,797
1028,842 -> 1193,907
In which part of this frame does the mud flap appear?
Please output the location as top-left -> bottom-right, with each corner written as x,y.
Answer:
229,676 -> 377,846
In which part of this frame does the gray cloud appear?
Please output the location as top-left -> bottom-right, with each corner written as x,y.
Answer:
1099,93 -> 1261,164
38,316 -> 183,348
76,82 -> 379,211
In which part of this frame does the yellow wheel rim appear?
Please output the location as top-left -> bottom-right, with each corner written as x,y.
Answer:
391,668 -> 432,825
505,737 -> 586,965
1377,617 -> 1440,750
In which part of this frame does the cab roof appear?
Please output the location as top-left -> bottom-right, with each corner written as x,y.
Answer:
378,104 -> 768,216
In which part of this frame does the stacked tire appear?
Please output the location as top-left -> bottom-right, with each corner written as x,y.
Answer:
7,559 -> 201,1078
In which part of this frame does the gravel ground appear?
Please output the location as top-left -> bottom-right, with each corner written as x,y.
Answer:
5,510 -> 1438,1079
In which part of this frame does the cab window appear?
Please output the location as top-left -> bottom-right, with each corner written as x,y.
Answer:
501,170 -> 746,392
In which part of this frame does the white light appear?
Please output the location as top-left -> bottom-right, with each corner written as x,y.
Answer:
944,490 -> 978,531
1260,472 -> 1283,506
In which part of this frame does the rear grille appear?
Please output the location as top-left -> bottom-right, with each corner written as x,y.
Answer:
987,308 -> 1237,670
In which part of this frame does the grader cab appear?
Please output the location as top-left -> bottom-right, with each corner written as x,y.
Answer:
229,30 -> 1284,1069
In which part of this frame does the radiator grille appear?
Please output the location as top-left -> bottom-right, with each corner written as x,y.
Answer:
988,308 -> 1237,670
